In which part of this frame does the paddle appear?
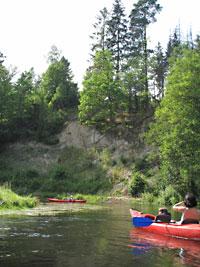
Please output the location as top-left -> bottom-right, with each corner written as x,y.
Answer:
132,217 -> 154,227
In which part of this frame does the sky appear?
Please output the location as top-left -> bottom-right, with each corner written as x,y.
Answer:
0,0 -> 199,87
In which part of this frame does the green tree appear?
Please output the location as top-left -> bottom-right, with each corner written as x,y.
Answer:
106,0 -> 129,74
90,7 -> 109,56
41,56 -> 79,111
165,26 -> 182,69
47,45 -> 62,64
149,42 -> 166,100
129,0 -> 162,105
0,58 -> 14,143
122,55 -> 144,114
13,69 -> 35,129
79,50 -> 122,129
147,48 -> 200,197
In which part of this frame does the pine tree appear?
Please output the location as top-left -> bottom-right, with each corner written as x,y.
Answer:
90,7 -> 109,57
149,42 -> 166,100
106,0 -> 129,74
165,25 -> 182,68
129,0 -> 162,104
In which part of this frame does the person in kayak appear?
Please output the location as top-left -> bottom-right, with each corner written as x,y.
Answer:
173,193 -> 200,224
155,207 -> 171,223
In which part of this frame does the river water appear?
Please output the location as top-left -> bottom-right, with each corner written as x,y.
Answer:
0,201 -> 199,267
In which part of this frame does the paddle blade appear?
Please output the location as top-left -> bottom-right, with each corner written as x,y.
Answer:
132,217 -> 153,227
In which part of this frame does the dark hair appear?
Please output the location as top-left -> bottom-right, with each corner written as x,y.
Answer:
159,208 -> 171,216
184,193 -> 197,208
159,207 -> 168,214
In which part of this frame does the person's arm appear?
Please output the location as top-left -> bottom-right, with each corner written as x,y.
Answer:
173,201 -> 185,212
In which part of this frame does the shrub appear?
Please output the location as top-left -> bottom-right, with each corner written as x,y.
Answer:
157,185 -> 182,206
129,171 -> 147,197
50,165 -> 68,180
140,192 -> 155,203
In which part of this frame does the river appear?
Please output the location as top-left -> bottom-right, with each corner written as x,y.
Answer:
0,200 -> 199,267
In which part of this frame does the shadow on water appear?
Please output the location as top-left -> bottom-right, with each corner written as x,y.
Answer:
0,200 -> 199,267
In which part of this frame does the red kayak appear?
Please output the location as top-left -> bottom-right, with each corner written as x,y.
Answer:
130,209 -> 200,240
48,198 -> 86,203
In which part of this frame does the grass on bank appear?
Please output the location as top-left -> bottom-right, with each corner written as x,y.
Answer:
0,185 -> 38,210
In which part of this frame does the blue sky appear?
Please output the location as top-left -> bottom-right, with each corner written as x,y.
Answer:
1,0 -> 199,87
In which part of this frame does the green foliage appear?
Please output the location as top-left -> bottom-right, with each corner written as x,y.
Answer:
50,165 -> 67,180
27,147 -> 111,194
79,50 -> 124,130
147,48 -> 200,197
156,185 -> 182,206
106,0 -> 129,73
129,171 -> 147,197
0,50 -> 79,147
41,56 -> 79,111
90,7 -> 109,57
140,192 -> 155,203
149,42 -> 166,99
0,184 -> 38,209
0,63 -> 15,144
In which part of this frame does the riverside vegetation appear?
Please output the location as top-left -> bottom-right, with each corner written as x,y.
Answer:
0,0 -> 200,209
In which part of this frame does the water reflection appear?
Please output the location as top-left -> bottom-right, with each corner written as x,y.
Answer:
129,228 -> 200,267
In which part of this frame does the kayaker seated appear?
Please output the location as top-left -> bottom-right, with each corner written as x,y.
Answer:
173,193 -> 200,224
155,207 -> 171,223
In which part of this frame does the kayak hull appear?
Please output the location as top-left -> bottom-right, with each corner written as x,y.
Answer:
48,198 -> 86,203
130,209 -> 200,240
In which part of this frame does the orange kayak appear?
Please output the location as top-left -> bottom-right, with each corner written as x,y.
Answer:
130,209 -> 200,240
48,198 -> 86,203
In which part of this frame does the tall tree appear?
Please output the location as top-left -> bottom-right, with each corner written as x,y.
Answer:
90,7 -> 109,56
165,25 -> 182,68
147,48 -> 200,196
149,42 -> 166,100
47,45 -> 62,64
106,0 -> 129,74
129,0 -> 162,104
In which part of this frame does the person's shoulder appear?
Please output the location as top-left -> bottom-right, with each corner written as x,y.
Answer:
173,206 -> 186,212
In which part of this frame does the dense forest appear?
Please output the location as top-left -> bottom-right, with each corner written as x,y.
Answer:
0,0 -> 200,203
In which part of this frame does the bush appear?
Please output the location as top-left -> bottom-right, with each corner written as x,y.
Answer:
50,165 -> 68,180
129,171 -> 147,197
140,192 -> 155,203
156,185 -> 182,206
134,158 -> 146,171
